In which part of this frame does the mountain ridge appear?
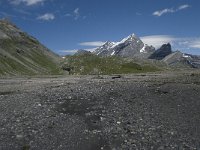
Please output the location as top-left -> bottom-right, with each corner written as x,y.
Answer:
93,34 -> 155,58
77,34 -> 200,69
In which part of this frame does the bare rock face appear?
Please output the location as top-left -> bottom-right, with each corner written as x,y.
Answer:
74,49 -> 91,56
149,43 -> 172,60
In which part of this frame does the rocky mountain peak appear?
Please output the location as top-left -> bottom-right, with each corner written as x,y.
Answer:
104,41 -> 115,47
160,43 -> 172,50
118,33 -> 141,44
149,43 -> 172,60
74,49 -> 91,56
123,33 -> 136,40
93,33 -> 155,58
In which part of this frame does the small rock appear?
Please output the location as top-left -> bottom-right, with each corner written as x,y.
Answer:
100,117 -> 106,121
16,134 -> 23,139
117,121 -> 121,124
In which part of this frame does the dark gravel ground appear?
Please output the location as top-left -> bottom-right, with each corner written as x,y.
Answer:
0,71 -> 200,150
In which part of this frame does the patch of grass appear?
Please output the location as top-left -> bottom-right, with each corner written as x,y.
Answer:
28,50 -> 62,74
0,55 -> 34,75
0,91 -> 15,95
62,54 -> 160,75
22,145 -> 30,150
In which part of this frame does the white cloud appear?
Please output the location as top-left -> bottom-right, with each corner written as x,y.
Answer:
59,50 -> 78,53
153,4 -> 190,17
189,39 -> 200,48
79,41 -> 106,47
141,35 -> 175,48
37,13 -> 55,21
153,8 -> 174,17
10,0 -> 45,6
178,4 -> 190,10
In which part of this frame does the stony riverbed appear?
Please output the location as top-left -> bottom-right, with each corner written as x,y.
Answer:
0,71 -> 200,150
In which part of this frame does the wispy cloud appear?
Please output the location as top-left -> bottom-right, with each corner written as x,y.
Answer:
188,38 -> 200,49
79,41 -> 106,47
73,8 -> 80,20
59,50 -> 78,53
37,13 -> 55,21
10,0 -> 46,6
64,8 -> 85,20
153,9 -> 174,17
141,35 -> 175,48
178,4 -> 190,10
153,4 -> 190,17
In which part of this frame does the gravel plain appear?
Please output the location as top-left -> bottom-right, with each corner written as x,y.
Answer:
0,71 -> 200,150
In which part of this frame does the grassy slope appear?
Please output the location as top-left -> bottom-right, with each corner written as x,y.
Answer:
0,35 -> 62,76
0,20 -> 63,76
63,54 -> 160,75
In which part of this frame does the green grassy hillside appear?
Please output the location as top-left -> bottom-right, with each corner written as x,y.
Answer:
62,54 -> 160,75
0,20 -> 62,76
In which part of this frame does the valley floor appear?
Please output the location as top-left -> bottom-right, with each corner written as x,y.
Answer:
0,71 -> 200,150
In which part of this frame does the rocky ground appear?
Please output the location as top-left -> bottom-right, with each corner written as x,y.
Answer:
0,71 -> 200,150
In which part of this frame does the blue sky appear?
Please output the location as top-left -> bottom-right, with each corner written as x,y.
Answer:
0,0 -> 200,55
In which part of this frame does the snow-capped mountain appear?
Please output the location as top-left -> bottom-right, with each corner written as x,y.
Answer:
76,33 -> 200,69
93,34 -> 155,58
94,41 -> 115,56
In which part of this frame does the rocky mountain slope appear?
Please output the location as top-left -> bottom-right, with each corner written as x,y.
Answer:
91,34 -> 200,69
149,43 -> 172,60
0,19 -> 62,76
93,34 -> 155,58
74,49 -> 91,56
162,51 -> 200,68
